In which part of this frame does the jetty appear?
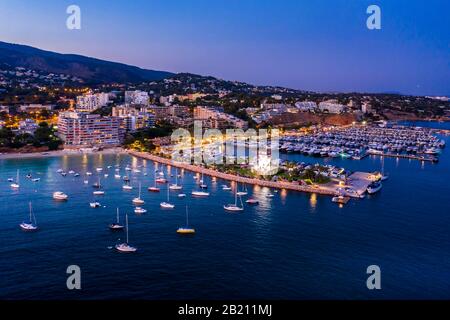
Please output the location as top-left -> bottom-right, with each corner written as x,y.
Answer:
128,151 -> 372,198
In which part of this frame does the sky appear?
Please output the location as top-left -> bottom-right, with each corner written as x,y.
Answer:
0,0 -> 449,96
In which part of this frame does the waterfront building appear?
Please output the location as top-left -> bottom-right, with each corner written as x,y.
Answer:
112,105 -> 155,132
318,100 -> 346,114
295,101 -> 317,112
76,92 -> 110,111
57,111 -> 124,147
125,90 -> 149,105
169,105 -> 190,117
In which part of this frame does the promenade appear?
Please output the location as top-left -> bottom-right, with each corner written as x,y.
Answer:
128,150 -> 366,198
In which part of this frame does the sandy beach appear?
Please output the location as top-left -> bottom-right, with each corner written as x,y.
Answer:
0,147 -> 126,160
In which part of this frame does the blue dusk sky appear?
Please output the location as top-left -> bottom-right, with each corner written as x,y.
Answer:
0,0 -> 449,96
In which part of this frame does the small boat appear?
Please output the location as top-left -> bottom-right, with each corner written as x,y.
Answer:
134,207 -> 147,214
104,174 -> 109,178
86,172 -> 93,176
168,169 -> 182,190
236,183 -> 248,196
10,169 -> 20,189
90,202 -> 101,208
32,178 -> 41,182
332,195 -> 350,204
266,193 -> 275,198
148,167 -> 161,192
107,166 -> 112,169
367,181 -> 382,194
93,191 -> 105,196
132,183 -> 145,205
109,208 -> 124,230
191,191 -> 210,197
96,167 -> 103,172
114,174 -> 121,179
178,193 -> 186,198
57,169 -> 63,173
123,176 -> 130,182
7,178 -> 13,182
224,189 -> 244,212
53,191 -> 68,201
177,206 -> 195,234
160,187 -> 175,209
26,173 -> 32,179
68,170 -> 75,174
61,172 -> 67,177
245,198 -> 259,205
83,180 -> 89,184
115,214 -> 137,253
20,202 -> 38,231
74,173 -> 80,177
122,184 -> 133,190
92,177 -> 102,189
155,177 -> 167,184
222,185 -> 232,191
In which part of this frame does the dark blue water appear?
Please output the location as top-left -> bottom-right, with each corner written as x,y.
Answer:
1,123 -> 449,300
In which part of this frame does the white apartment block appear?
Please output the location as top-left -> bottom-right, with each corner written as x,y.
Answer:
125,90 -> 149,105
76,93 -> 110,111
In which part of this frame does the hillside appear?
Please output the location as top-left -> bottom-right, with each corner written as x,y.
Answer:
0,41 -> 173,84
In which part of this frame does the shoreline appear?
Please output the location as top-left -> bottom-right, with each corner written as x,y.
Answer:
0,147 -> 126,160
127,150 -> 368,198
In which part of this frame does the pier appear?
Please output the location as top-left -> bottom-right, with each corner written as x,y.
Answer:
128,151 -> 374,198
367,151 -> 438,162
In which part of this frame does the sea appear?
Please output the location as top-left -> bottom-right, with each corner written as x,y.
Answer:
0,121 -> 449,300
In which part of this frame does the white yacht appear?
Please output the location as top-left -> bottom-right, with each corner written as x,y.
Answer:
109,208 -> 124,230
115,214 -> 137,253
53,191 -> 68,201
10,169 -> 20,189
20,202 -> 38,231
93,191 -> 105,196
132,183 -> 145,205
224,190 -> 244,212
191,191 -> 210,197
160,187 -> 175,209
134,207 -> 147,214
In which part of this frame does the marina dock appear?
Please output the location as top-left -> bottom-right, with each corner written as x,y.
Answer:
129,151 -> 373,198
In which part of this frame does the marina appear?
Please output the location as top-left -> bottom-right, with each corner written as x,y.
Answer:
0,121 -> 449,299
280,124 -> 445,162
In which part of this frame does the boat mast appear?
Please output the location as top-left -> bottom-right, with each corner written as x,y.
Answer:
116,208 -> 119,224
29,202 -> 32,223
186,205 -> 189,227
126,214 -> 129,244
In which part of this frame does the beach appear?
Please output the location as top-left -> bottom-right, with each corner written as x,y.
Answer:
0,147 -> 126,160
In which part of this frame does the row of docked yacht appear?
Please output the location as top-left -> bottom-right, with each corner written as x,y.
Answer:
281,125 -> 445,159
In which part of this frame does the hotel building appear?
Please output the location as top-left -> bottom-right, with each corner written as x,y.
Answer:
57,111 -> 124,147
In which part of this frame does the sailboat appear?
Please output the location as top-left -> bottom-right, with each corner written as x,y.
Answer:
224,189 -> 244,212
222,184 -> 232,191
122,181 -> 133,190
134,207 -> 147,214
115,214 -> 137,253
236,183 -> 248,196
169,168 -> 182,190
380,156 -> 389,181
20,202 -> 38,231
199,173 -> 208,189
10,169 -> 20,189
160,187 -> 175,209
109,208 -> 124,230
92,176 -> 102,189
132,183 -> 145,205
148,166 -> 161,192
177,206 -> 195,234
